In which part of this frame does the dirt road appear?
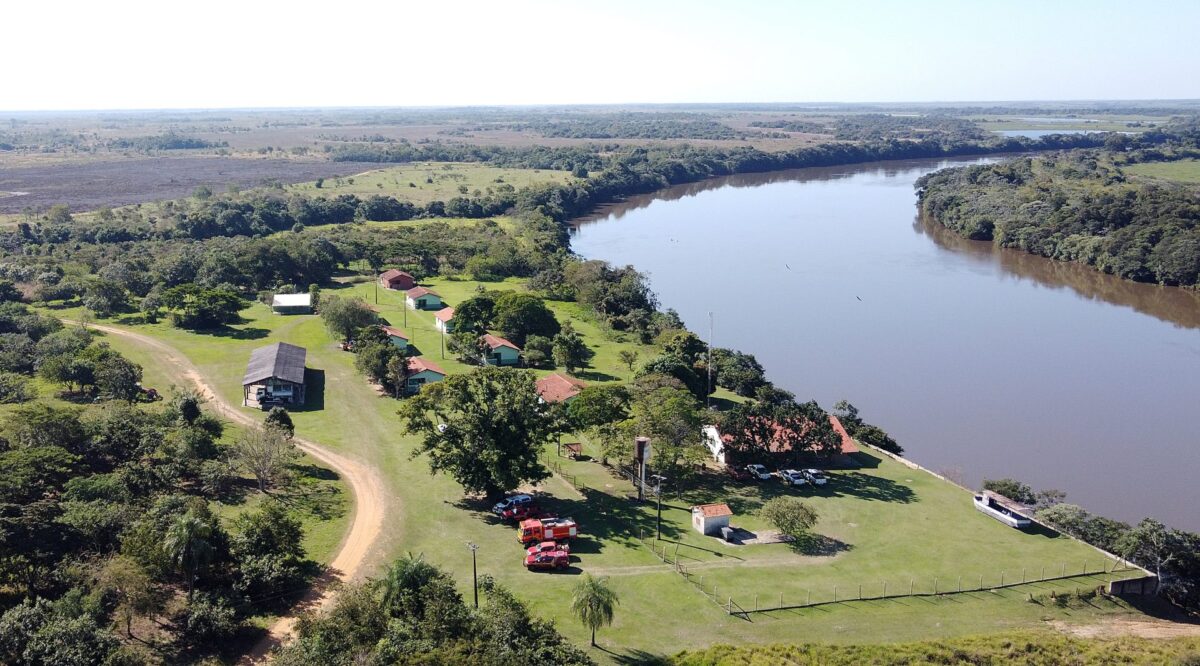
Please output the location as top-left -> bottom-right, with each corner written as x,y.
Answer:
73,322 -> 385,662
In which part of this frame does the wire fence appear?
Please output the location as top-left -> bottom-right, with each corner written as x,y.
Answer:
639,536 -> 1138,619
544,455 -> 587,494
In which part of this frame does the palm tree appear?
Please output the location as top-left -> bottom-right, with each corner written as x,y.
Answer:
163,512 -> 214,600
378,552 -> 438,615
570,573 -> 618,647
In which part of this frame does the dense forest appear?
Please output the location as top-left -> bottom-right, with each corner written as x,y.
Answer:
917,147 -> 1200,287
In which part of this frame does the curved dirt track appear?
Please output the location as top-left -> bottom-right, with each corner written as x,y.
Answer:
74,322 -> 385,663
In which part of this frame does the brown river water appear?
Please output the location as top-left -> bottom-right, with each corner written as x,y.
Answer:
571,157 -> 1200,531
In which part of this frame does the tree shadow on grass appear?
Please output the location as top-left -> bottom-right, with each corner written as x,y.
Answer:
788,533 -> 853,556
575,369 -> 619,382
606,648 -> 670,666
824,471 -> 916,503
196,325 -> 270,340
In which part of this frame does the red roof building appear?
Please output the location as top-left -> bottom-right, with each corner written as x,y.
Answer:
407,357 -> 446,376
481,333 -> 519,351
381,325 -> 408,340
379,269 -> 415,290
406,286 -> 438,298
535,373 -> 586,403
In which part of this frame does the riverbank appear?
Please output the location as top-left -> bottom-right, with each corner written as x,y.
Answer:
570,156 -> 1200,531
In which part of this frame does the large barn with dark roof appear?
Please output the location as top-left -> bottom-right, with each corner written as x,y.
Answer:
242,342 -> 307,408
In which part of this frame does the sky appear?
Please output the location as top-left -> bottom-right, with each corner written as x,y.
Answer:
3,0 -> 1198,111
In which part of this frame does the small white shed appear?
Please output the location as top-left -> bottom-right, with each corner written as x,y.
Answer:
691,503 -> 733,536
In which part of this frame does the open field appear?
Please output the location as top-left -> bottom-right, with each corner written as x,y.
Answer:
1124,158 -> 1200,184
0,156 -> 380,214
969,114 -> 1167,132
35,272 -> 1160,661
286,162 -> 575,205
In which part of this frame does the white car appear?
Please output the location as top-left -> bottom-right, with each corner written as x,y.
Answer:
803,469 -> 828,485
779,469 -> 808,486
745,464 -> 773,481
492,494 -> 534,515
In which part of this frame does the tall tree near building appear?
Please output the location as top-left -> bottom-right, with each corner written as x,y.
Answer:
399,367 -> 551,497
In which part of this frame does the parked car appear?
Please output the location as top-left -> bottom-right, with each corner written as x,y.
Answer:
524,549 -> 570,571
502,503 -> 543,521
779,469 -> 808,486
746,464 -> 773,481
525,540 -> 570,556
492,494 -> 534,516
803,469 -> 828,485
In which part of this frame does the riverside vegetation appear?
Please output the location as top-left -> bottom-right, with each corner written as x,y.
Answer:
917,121 -> 1200,287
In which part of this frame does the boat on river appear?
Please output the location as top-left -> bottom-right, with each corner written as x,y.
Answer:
973,490 -> 1032,528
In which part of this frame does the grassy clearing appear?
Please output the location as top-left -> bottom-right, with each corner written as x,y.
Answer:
1124,158 -> 1200,184
39,280 -> 1155,661
285,162 -> 575,205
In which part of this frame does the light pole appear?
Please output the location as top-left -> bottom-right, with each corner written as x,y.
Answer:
466,542 -> 479,608
651,474 -> 667,540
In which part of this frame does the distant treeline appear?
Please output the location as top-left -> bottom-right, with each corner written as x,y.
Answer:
917,144 -> 1200,287
748,114 -> 988,142
107,133 -> 226,151
333,132 -> 1131,225
502,112 -> 754,140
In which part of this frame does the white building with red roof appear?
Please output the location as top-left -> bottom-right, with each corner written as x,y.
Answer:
481,334 -> 520,366
434,307 -> 456,333
535,373 -> 586,404
406,286 -> 443,311
404,357 -> 446,394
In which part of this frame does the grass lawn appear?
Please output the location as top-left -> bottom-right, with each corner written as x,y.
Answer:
39,279 -> 1156,662
285,162 -> 575,206
1124,158 -> 1200,184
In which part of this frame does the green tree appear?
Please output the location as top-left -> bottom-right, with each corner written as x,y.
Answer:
96,556 -> 162,638
570,573 -> 618,647
617,349 -> 638,372
624,384 -> 705,485
264,406 -> 295,438
451,293 -> 496,334
399,367 -> 551,497
161,284 -> 246,329
982,478 -> 1036,505
46,204 -> 73,224
231,425 -> 298,492
1118,518 -> 1183,594
491,292 -> 559,346
163,512 -> 215,599
759,496 -> 819,543
523,334 -> 554,369
552,328 -> 591,374
320,295 -> 377,342
94,353 -> 143,402
568,384 -> 629,464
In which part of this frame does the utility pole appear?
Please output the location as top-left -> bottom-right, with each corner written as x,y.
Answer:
652,475 -> 667,539
440,324 -> 445,359
466,542 -> 479,608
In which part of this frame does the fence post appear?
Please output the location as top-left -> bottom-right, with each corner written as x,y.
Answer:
806,589 -> 810,606
674,544 -> 680,561
1000,571 -> 1005,586
1061,562 -> 1066,577
979,574 -> 983,591
883,581 -> 887,598
780,591 -> 784,609
934,577 -> 938,595
909,578 -> 914,595
755,594 -> 759,611
1022,567 -> 1026,584
833,585 -> 837,602
858,584 -> 862,600
1041,565 -> 1045,580
957,575 -> 961,593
